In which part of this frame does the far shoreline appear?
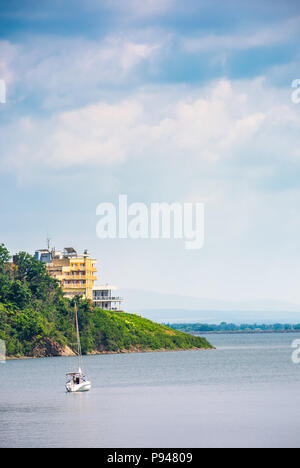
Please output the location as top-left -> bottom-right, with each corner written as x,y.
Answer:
192,330 -> 300,335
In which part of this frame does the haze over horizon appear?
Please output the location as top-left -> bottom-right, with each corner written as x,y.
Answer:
118,287 -> 300,323
1,1 -> 300,307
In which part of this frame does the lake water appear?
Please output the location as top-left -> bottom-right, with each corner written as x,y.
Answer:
1,333 -> 300,448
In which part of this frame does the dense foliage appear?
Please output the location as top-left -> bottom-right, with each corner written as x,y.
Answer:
0,244 -> 212,357
78,309 -> 212,353
168,322 -> 300,333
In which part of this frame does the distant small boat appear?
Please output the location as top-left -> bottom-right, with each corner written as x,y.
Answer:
66,303 -> 91,393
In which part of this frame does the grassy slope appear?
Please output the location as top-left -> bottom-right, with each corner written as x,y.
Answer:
3,307 -> 213,358
80,308 -> 213,354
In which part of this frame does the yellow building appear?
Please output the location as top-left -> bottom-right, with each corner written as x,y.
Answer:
43,247 -> 97,300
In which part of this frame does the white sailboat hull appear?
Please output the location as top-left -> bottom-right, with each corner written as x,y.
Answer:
66,380 -> 91,393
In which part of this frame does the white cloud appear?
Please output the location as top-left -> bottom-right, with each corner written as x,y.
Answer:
2,79 -> 293,177
221,113 -> 266,149
0,40 -> 19,85
2,35 -> 160,110
50,100 -> 143,167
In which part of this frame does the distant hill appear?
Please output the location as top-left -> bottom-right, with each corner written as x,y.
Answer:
119,289 -> 300,323
0,244 -> 212,358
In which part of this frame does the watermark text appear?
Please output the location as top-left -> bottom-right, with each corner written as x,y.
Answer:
291,79 -> 300,104
96,195 -> 205,250
291,339 -> 300,364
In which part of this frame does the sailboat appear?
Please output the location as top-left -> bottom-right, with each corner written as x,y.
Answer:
66,303 -> 91,393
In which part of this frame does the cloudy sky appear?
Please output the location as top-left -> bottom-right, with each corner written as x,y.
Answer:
0,0 -> 300,305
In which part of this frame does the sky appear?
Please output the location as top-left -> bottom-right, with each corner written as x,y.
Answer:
0,0 -> 300,306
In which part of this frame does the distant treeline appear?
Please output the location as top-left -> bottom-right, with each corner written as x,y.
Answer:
167,322 -> 300,333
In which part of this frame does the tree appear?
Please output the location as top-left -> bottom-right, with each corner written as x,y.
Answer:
13,251 -> 57,299
8,280 -> 31,309
0,244 -> 10,271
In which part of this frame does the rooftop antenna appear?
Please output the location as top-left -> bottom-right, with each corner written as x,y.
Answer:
47,238 -> 51,250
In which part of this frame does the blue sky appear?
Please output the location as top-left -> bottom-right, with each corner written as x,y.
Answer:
0,0 -> 300,305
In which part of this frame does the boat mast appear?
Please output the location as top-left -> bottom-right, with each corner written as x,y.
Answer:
75,303 -> 83,373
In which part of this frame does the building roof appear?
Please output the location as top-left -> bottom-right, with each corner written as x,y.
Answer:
64,247 -> 77,254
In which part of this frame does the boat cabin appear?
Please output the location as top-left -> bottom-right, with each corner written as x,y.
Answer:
66,372 -> 86,386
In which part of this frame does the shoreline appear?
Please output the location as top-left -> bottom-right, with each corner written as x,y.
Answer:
192,330 -> 300,335
5,346 -> 214,361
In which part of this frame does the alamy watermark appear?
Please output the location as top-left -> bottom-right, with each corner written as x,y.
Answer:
0,339 -> 6,363
291,79 -> 300,104
96,195 -> 205,250
0,79 -> 6,104
291,339 -> 300,364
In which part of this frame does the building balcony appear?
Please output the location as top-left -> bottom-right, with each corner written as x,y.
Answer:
64,275 -> 87,280
93,297 -> 123,302
64,274 -> 97,280
93,303 -> 123,311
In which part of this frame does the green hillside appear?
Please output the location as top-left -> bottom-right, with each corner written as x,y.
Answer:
0,244 -> 212,358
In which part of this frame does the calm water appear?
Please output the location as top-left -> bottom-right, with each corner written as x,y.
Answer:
1,333 -> 300,448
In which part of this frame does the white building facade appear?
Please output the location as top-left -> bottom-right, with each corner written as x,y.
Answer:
93,285 -> 123,311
